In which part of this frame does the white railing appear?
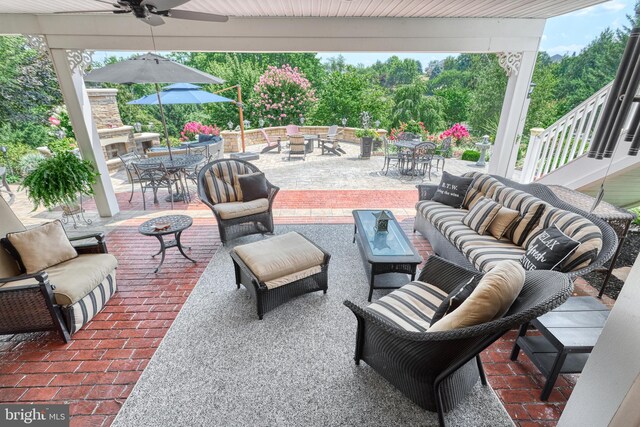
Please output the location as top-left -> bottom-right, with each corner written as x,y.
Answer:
520,81 -> 614,183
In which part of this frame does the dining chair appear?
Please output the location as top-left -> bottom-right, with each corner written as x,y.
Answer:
433,136 -> 452,172
118,151 -> 141,203
413,142 -> 436,180
132,162 -> 184,210
381,136 -> 400,175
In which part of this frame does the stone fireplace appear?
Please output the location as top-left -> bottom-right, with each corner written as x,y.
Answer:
87,88 -> 160,171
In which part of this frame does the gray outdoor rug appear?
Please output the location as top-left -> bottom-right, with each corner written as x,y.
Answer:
113,224 -> 513,427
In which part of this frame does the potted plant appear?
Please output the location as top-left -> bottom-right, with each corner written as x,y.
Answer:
355,128 -> 379,159
21,150 -> 99,213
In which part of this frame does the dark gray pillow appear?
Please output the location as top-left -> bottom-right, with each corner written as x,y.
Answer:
521,226 -> 581,271
432,171 -> 474,208
237,172 -> 269,202
198,134 -> 221,143
430,277 -> 476,325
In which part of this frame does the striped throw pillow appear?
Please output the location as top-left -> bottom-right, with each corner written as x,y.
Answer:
492,186 -> 546,246
463,174 -> 504,210
462,197 -> 502,235
204,160 -> 251,203
366,281 -> 448,332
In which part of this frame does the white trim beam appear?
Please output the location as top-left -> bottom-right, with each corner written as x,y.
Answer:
0,15 -> 544,52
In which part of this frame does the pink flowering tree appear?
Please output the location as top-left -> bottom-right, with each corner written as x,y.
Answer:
180,121 -> 220,141
251,65 -> 317,126
439,123 -> 470,145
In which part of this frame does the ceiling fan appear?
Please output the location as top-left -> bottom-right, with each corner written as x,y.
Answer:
55,0 -> 229,26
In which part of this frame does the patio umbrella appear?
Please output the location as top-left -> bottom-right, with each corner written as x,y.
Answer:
128,83 -> 235,105
84,53 -> 225,159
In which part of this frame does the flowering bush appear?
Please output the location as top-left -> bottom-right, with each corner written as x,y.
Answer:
389,120 -> 430,140
48,106 -> 74,139
439,123 -> 470,143
251,65 -> 317,126
180,121 -> 220,141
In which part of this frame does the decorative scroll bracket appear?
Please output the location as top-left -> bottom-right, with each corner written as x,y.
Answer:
66,49 -> 94,74
25,35 -> 51,59
497,52 -> 523,77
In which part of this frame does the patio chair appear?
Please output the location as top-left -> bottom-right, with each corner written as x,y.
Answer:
413,141 -> 436,180
118,151 -> 141,203
321,138 -> 347,156
0,197 -> 118,342
289,134 -> 307,160
132,162 -> 184,210
398,132 -> 421,141
344,256 -> 572,427
285,124 -> 300,137
381,136 -> 400,175
197,158 -> 279,245
259,129 -> 282,154
433,136 -> 452,171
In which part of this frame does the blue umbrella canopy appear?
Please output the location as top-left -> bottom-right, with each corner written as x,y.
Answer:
128,83 -> 235,105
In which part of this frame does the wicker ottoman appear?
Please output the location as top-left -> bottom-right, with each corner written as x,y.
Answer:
230,232 -> 331,319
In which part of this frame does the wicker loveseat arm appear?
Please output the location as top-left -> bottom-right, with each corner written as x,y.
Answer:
417,256 -> 483,294
69,232 -> 108,254
417,184 -> 438,201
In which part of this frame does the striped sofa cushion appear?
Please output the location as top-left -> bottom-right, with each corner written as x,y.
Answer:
523,207 -> 603,272
492,186 -> 546,246
204,160 -> 252,204
63,273 -> 117,334
459,235 -> 526,272
462,173 -> 504,210
366,281 -> 448,332
416,200 -> 467,230
462,197 -> 501,235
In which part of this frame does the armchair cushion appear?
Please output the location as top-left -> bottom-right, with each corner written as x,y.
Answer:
428,260 -> 525,332
366,281 -> 448,332
213,198 -> 269,220
4,220 -> 78,274
3,253 -> 118,306
236,172 -> 268,202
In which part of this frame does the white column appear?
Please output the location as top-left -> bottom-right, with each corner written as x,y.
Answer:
488,51 -> 538,178
48,47 -> 119,217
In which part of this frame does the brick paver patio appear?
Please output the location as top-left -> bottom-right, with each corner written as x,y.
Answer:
0,145 -> 611,426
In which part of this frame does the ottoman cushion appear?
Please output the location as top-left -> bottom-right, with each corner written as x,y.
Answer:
233,232 -> 325,283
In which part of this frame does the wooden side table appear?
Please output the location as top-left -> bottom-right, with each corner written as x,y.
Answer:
510,296 -> 609,400
548,185 -> 636,297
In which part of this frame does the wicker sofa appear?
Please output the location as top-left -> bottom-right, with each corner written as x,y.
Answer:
0,197 -> 117,342
415,172 -> 618,279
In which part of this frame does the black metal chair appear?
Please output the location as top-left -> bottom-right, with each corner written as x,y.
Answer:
197,159 -> 279,244
118,151 -> 141,203
344,256 -> 573,427
381,136 -> 400,175
413,141 -> 436,180
398,132 -> 421,141
132,162 -> 184,210
433,136 -> 452,172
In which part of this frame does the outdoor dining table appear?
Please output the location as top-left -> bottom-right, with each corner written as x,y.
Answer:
394,140 -> 422,175
132,154 -> 204,202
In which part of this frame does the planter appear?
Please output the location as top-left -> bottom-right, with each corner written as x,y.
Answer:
360,137 -> 373,159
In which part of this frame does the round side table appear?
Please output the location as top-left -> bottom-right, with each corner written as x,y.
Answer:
139,215 -> 196,273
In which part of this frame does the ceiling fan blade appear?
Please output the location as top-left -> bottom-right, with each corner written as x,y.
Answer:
139,14 -> 165,26
166,9 -> 229,22
143,0 -> 189,12
54,10 -> 118,14
94,0 -> 120,6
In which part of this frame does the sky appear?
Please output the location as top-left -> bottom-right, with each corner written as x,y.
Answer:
93,0 -> 636,66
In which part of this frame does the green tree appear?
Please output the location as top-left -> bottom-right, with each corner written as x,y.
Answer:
392,79 -> 446,131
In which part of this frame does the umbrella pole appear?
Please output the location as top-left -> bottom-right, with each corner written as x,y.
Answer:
237,85 -> 246,153
155,83 -> 173,161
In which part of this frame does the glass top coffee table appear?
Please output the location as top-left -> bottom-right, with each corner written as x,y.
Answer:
352,210 -> 422,301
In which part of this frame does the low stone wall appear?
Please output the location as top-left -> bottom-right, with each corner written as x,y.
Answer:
219,126 -> 388,153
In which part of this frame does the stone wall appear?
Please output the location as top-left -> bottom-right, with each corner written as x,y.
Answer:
220,126 -> 388,153
87,89 -> 123,128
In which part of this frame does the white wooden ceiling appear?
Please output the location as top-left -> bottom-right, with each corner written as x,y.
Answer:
0,0 -> 606,19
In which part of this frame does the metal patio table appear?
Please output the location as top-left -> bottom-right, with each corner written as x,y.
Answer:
132,154 -> 204,202
394,140 -> 422,175
352,209 -> 422,301
138,215 -> 196,273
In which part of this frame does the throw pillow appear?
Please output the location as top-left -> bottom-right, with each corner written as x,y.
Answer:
4,220 -> 78,274
430,277 -> 476,325
488,206 -> 521,240
236,172 -> 269,202
431,171 -> 474,208
520,226 -> 581,271
462,197 -> 502,235
428,260 -> 525,332
204,170 -> 237,204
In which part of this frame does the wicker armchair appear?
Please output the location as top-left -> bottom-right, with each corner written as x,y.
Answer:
0,197 -> 117,342
344,256 -> 573,427
197,159 -> 279,245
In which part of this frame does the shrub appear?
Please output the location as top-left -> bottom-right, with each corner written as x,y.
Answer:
461,150 -> 481,161
252,65 -> 317,126
355,128 -> 379,139
18,152 -> 46,177
439,123 -> 470,145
